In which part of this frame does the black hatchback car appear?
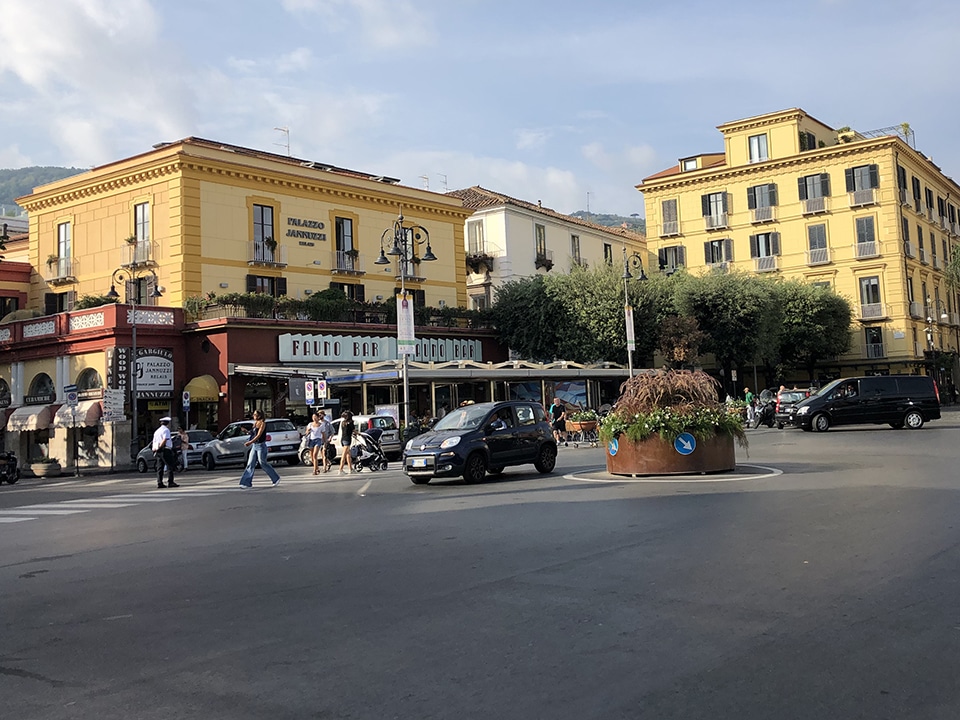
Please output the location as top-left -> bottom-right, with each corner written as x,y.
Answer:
403,400 -> 558,484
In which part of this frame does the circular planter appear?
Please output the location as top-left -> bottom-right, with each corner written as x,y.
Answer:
30,462 -> 62,478
567,420 -> 597,433
605,433 -> 736,476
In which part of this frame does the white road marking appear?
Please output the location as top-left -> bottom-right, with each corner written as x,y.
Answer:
0,508 -> 90,515
357,479 -> 372,496
565,463 -> 783,484
0,517 -> 33,523
57,502 -> 136,509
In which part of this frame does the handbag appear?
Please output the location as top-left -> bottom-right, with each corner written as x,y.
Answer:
325,443 -> 336,461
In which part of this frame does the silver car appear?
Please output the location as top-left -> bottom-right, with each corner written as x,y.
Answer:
298,414 -> 402,464
135,429 -> 214,473
200,419 -> 302,470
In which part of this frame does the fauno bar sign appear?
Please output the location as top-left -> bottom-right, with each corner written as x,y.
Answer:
279,333 -> 482,363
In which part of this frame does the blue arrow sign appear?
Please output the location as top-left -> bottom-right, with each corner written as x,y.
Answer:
607,438 -> 619,456
674,432 -> 696,455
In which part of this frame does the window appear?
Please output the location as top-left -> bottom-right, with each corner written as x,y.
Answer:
246,274 -> 287,297
470,291 -> 489,311
335,217 -> 354,253
570,235 -> 581,263
931,232 -> 938,263
661,198 -> 679,236
57,221 -> 71,259
860,276 -> 881,304
134,202 -> 149,243
748,134 -> 768,162
467,221 -> 484,255
865,327 -> 883,356
798,173 -> 831,200
681,158 -> 697,171
535,224 -> 547,258
907,277 -> 915,303
393,287 -> 425,307
44,291 -> 75,314
253,204 -> 274,243
799,131 -> 817,151
704,238 -> 733,265
750,232 -> 780,258
918,225 -> 925,260
925,187 -> 934,212
812,281 -> 831,290
603,243 -> 613,263
896,165 -> 907,190
329,281 -> 364,302
856,217 -> 875,244
807,224 -> 828,265
748,183 -> 777,222
701,191 -> 728,228
0,296 -> 19,318
658,245 -> 686,273
902,217 -> 910,242
846,164 -> 880,191
912,176 -> 922,205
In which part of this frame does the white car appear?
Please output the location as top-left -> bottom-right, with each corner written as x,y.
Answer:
201,419 -> 302,470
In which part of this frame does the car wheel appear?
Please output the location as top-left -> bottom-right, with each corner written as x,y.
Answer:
487,466 -> 504,475
136,458 -> 148,473
463,453 -> 487,484
410,476 -> 430,485
202,453 -> 216,471
904,410 -> 925,429
776,422 -> 784,430
811,413 -> 830,432
534,444 -> 557,473
286,456 -> 300,466
300,448 -> 312,465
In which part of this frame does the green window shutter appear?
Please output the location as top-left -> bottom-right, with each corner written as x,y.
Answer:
820,174 -> 831,197
276,277 -> 287,297
701,194 -> 710,217
747,187 -> 757,210
845,168 -> 855,192
771,232 -> 781,256
246,275 -> 257,293
869,164 -> 879,188
703,241 -> 711,264
798,177 -> 808,201
768,184 -> 778,206
749,235 -> 758,258
724,238 -> 733,261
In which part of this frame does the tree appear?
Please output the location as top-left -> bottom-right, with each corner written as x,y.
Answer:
658,315 -> 707,369
773,281 -> 853,381
492,276 -> 584,362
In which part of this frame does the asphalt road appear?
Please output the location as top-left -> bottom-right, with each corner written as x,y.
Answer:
2,417 -> 960,719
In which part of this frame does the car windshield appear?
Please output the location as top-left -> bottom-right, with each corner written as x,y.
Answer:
188,430 -> 214,443
266,420 -> 296,432
432,405 -> 491,431
811,379 -> 842,397
780,392 -> 806,404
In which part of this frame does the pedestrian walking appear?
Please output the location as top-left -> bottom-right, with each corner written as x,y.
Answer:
239,409 -> 281,488
318,410 -> 334,473
152,416 -> 180,489
306,412 -> 325,475
744,387 -> 755,425
177,426 -> 192,471
338,410 -> 356,474
549,397 -> 568,446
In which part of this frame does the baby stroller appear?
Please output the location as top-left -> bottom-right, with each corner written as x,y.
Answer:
349,430 -> 389,472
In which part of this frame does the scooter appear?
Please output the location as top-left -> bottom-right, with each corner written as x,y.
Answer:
0,451 -> 20,484
753,399 -> 775,428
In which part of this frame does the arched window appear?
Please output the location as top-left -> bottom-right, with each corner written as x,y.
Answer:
26,373 -> 54,403
76,368 -> 103,392
0,378 -> 10,408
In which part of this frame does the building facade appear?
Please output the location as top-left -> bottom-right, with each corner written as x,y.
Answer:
447,186 -> 646,310
638,108 -> 960,379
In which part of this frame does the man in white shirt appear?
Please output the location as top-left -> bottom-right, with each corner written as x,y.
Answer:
152,417 -> 180,489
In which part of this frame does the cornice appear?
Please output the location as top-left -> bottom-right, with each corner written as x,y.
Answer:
718,110 -> 805,136
17,161 -> 183,212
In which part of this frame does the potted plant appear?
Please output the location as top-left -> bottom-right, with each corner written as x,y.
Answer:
125,235 -> 138,245
567,409 -> 598,433
30,457 -> 62,478
46,253 -> 59,268
345,248 -> 359,259
599,369 -> 747,476
263,236 -> 277,252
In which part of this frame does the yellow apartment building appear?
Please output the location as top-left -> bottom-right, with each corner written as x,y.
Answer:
638,108 -> 960,381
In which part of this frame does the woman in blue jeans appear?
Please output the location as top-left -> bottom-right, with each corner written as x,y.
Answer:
239,409 -> 281,488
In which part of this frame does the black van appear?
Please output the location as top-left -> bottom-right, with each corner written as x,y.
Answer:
787,375 -> 940,431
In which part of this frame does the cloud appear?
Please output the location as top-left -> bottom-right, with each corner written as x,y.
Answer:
279,0 -> 434,49
515,129 -> 551,151
0,144 -> 33,169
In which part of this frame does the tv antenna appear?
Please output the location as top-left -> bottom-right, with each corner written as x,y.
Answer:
273,126 -> 290,156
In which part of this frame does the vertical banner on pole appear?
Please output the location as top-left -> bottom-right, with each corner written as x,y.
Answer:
624,305 -> 636,351
397,292 -> 416,356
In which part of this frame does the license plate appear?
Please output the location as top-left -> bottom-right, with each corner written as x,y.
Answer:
279,445 -> 295,451
411,458 -> 427,467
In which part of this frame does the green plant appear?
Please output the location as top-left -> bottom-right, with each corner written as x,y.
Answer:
33,456 -> 60,464
263,236 -> 277,251
568,409 -> 598,422
46,253 -> 59,266
598,369 -> 747,447
215,292 -> 277,318
125,235 -> 138,245
345,247 -> 359,258
74,294 -> 119,310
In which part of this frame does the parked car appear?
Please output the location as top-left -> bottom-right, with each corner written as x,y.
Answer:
201,419 -> 301,470
402,400 -> 557,485
135,429 -> 215,473
787,375 -> 940,432
774,388 -> 811,429
299,414 -> 401,464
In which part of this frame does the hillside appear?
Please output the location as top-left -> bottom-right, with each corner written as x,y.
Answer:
570,211 -> 645,234
0,166 -> 85,212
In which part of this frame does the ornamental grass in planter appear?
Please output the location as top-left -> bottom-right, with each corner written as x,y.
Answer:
599,370 -> 747,475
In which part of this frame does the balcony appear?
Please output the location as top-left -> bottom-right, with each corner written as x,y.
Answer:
248,240 -> 287,268
919,248 -> 929,264
704,213 -> 728,230
802,196 -> 828,215
915,200 -> 924,216
44,256 -> 78,285
660,220 -> 680,237
534,249 -> 554,271
903,240 -> 916,259
864,342 -> 885,359
121,240 -> 157,268
909,301 -> 923,319
951,221 -> 959,237
899,189 -> 911,208
754,255 -> 778,272
926,205 -> 935,222
466,251 -> 495,273
859,303 -> 887,320
940,216 -> 950,231
807,247 -> 830,266
854,241 -> 879,259
751,206 -> 776,224
933,255 -> 942,270
849,188 -> 876,207
331,250 -> 365,276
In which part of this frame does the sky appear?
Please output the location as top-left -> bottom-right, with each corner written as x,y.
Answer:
3,0 -> 960,217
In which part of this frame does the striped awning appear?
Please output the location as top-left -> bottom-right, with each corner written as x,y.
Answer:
7,405 -> 54,432
52,400 -> 103,428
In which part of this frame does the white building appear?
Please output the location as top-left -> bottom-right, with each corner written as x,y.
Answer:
447,186 -> 647,309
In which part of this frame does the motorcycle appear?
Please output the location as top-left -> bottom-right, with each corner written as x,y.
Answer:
0,451 -> 20,484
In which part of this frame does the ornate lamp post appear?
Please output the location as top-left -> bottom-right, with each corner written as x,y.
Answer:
107,266 -> 162,459
622,247 -> 647,377
375,207 -> 436,430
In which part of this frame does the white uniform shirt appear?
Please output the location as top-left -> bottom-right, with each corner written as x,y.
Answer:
152,425 -> 172,451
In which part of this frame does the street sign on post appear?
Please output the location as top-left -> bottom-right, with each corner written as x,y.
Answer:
182,390 -> 190,412
316,379 -> 327,399
305,381 -> 315,406
64,384 -> 79,407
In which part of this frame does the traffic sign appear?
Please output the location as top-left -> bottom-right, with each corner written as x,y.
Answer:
674,432 -> 696,455
316,379 -> 327,399
182,390 -> 190,411
64,384 -> 79,407
607,437 -> 619,456
305,380 -> 315,406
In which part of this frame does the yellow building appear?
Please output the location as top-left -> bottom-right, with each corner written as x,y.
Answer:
638,108 -> 960,378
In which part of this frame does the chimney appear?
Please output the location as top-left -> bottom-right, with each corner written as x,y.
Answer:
538,200 -> 542,208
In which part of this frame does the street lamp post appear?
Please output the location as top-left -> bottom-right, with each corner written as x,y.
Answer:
622,247 -> 647,377
375,207 -> 437,430
107,267 -> 162,460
